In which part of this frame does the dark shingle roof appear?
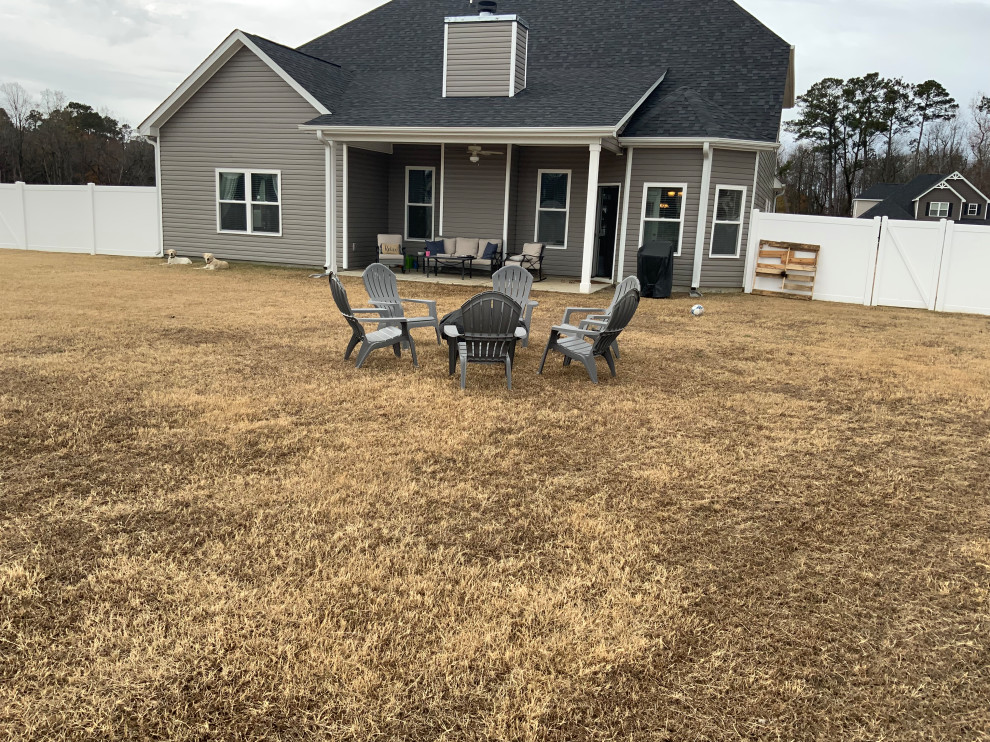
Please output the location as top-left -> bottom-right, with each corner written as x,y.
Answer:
247,0 -> 790,140
857,174 -> 947,221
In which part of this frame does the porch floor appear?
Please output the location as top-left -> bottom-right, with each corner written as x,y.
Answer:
337,268 -> 612,294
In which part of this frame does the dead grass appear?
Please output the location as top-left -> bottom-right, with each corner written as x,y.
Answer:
1,249 -> 988,741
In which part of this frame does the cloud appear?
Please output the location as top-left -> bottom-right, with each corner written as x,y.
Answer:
1,0 -> 987,129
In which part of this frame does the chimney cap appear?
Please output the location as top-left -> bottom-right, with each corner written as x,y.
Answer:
478,0 -> 497,15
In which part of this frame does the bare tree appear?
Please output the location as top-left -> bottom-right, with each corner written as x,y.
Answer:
0,81 -> 34,180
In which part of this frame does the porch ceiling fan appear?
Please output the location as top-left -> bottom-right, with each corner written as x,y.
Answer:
467,145 -> 504,163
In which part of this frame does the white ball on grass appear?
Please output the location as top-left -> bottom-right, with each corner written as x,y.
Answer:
690,304 -> 705,317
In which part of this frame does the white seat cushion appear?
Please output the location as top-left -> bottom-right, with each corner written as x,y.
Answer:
455,237 -> 480,256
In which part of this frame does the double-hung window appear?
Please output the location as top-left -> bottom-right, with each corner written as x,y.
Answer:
928,202 -> 950,218
217,169 -> 281,235
535,170 -> 570,247
405,167 -> 434,241
710,186 -> 746,258
640,184 -> 686,256
966,203 -> 980,216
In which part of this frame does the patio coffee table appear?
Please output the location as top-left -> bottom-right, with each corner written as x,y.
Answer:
430,254 -> 474,279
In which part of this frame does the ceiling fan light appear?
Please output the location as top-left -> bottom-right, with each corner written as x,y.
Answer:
469,155 -> 480,163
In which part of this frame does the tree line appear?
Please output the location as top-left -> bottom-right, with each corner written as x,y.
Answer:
780,75 -> 990,216
0,82 -> 154,187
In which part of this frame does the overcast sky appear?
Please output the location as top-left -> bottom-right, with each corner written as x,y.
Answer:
1,0 -> 988,128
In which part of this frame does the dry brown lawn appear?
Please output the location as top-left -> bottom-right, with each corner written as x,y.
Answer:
1,249 -> 989,741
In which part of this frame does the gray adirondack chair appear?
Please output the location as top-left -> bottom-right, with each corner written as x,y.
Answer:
443,291 -> 525,390
558,275 -> 641,359
492,264 -> 538,347
329,274 -> 418,368
362,263 -> 441,344
538,289 -> 639,383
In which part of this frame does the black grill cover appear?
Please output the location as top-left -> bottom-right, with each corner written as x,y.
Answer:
637,240 -> 674,298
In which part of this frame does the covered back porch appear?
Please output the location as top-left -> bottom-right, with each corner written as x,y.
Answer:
323,133 -> 633,294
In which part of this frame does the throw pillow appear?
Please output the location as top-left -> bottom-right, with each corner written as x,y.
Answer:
425,239 -> 445,255
482,241 -> 499,260
380,242 -> 401,255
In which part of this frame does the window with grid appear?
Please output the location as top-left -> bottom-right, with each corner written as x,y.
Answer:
641,185 -> 685,256
217,170 -> 281,235
710,186 -> 746,258
535,171 -> 570,247
966,203 -> 980,216
405,167 -> 434,241
928,202 -> 950,218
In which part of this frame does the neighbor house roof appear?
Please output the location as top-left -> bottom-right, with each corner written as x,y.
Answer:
859,174 -> 947,220
292,0 -> 792,141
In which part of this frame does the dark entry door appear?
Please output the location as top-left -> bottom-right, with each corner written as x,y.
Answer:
594,185 -> 620,279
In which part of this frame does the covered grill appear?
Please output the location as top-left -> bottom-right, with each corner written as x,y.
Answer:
637,240 -> 674,298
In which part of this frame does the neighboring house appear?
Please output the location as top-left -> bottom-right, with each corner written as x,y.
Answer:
138,0 -> 795,292
853,172 -> 990,224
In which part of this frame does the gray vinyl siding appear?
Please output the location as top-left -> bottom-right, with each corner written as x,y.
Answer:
445,21 -> 514,97
512,146 -> 590,278
621,146 -> 704,287
346,147 -> 389,269
755,150 -> 777,214
514,26 -> 528,93
943,179 -> 987,220
440,143 -> 507,241
918,188 -> 963,221
159,48 -> 325,267
699,149 -> 759,288
388,144 -> 442,242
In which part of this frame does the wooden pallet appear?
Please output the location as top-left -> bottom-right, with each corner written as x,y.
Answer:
752,240 -> 820,301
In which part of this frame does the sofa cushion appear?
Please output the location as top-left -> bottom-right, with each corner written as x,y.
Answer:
455,237 -> 480,256
443,237 -> 457,254
522,242 -> 544,258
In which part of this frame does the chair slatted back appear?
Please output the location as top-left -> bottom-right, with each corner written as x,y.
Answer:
492,265 -> 533,309
363,264 -> 403,317
329,275 -> 366,340
459,291 -> 522,363
592,290 -> 639,355
608,275 -> 641,312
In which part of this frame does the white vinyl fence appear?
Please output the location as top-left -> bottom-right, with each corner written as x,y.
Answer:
0,182 -> 160,257
745,210 -> 990,316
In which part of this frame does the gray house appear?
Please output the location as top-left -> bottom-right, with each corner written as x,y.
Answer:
138,0 -> 795,293
853,172 -> 990,224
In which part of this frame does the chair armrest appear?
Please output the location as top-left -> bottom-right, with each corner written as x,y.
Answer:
562,307 -> 606,324
551,324 -> 600,338
355,316 -> 408,325
580,318 -> 607,328
442,325 -> 461,339
400,298 -> 437,308
526,300 -> 539,308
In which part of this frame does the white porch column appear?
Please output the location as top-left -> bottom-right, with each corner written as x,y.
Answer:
318,133 -> 337,272
342,143 -> 349,268
580,143 -> 602,294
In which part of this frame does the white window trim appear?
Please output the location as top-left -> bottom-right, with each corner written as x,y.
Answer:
929,201 -> 950,218
965,202 -> 979,216
404,166 -> 435,242
215,168 -> 282,237
709,185 -> 747,259
534,169 -> 572,249
639,182 -> 688,258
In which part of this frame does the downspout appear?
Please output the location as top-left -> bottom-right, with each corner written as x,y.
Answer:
317,131 -> 337,272
616,146 -> 634,283
691,141 -> 713,295
150,134 -> 164,257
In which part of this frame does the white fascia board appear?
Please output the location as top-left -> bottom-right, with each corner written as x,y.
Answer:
445,14 -> 529,28
911,181 -> 966,203
945,171 -> 990,202
618,137 -> 780,152
298,125 -> 617,146
614,70 -> 667,134
138,29 -> 330,136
